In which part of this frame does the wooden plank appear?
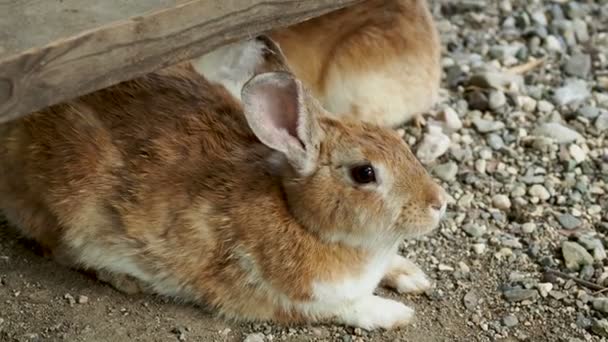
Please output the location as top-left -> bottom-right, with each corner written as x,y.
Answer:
0,0 -> 361,124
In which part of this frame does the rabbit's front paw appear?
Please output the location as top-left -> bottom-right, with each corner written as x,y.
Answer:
381,255 -> 432,294
337,295 -> 414,330
95,270 -> 146,295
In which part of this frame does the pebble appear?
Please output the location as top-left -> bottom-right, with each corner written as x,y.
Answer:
536,283 -> 553,298
568,144 -> 586,163
463,223 -> 487,238
172,327 -> 188,341
473,118 -> 505,133
578,235 -> 607,261
521,223 -> 537,234
487,134 -> 505,150
491,194 -> 511,211
439,107 -> 463,131
545,35 -> 563,52
463,290 -> 479,310
244,333 -> 265,342
593,298 -> 608,314
503,288 -> 539,302
564,52 -> 591,78
577,106 -> 601,119
488,90 -> 507,110
533,122 -> 584,144
467,91 -> 490,111
433,162 -> 459,182
458,193 -> 474,208
592,319 -> 608,338
64,293 -> 76,306
416,125 -> 451,164
558,214 -> 582,230
473,243 -> 487,255
502,315 -> 518,327
468,70 -> 524,91
537,100 -> 554,113
553,79 -> 591,106
596,113 -> 608,131
562,241 -> 594,271
77,295 -> 89,304
528,184 -> 551,201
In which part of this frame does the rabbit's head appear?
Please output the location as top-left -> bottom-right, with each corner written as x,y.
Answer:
242,71 -> 447,249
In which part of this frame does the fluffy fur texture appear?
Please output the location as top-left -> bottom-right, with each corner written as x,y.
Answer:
193,0 -> 441,127
0,36 -> 446,330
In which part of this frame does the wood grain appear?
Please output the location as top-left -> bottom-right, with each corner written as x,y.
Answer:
0,0 -> 361,123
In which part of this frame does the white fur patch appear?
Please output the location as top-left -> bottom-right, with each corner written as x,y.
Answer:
191,39 -> 266,100
388,255 -> 432,294
335,295 -> 415,330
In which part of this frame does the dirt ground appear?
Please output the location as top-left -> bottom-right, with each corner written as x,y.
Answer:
0,219 -> 582,342
1,0 -> 607,341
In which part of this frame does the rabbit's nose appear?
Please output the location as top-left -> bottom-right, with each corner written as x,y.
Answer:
427,185 -> 447,214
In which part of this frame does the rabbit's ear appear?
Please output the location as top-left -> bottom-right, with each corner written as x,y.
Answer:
242,71 -> 322,175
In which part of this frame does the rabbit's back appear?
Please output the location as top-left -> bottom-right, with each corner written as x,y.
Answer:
0,66 -> 254,256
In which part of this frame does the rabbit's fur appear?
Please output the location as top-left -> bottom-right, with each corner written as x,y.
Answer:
193,0 -> 441,128
0,36 -> 447,330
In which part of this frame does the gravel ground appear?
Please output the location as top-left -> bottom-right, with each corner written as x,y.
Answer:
1,0 -> 607,341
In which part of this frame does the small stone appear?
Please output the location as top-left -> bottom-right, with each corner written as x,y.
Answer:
458,262 -> 471,275
244,333 -> 265,342
458,193 -> 474,208
503,288 -> 539,302
592,319 -> 608,337
489,90 -> 507,110
577,106 -> 601,119
573,19 -> 590,42
578,236 -> 607,261
311,328 -> 328,338
576,314 -> 592,329
467,91 -> 490,111
439,107 -> 463,131
438,264 -> 454,272
463,290 -> 479,310
521,222 -> 537,234
568,144 -> 586,164
562,241 -> 594,271
473,118 -> 505,133
473,243 -> 487,255
463,223 -> 487,237
416,125 -> 450,164
596,113 -> 608,131
502,315 -> 518,327
593,298 -> 608,314
537,100 -> 554,113
553,79 -> 591,106
433,162 -> 459,182
475,159 -> 486,174
558,214 -> 582,230
64,293 -> 76,305
468,70 -> 524,91
533,122 -> 583,143
549,291 -> 568,300
172,327 -> 188,341
487,134 -> 505,150
77,295 -> 89,304
528,184 -> 550,201
545,35 -> 563,52
565,52 -> 591,78
492,194 -> 511,211
536,283 -> 553,297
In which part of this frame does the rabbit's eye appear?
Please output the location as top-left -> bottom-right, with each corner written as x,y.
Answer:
350,164 -> 376,184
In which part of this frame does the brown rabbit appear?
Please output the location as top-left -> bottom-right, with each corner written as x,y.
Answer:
193,0 -> 441,128
0,36 -> 447,330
